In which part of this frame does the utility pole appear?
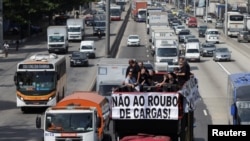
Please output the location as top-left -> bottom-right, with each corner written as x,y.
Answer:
0,0 -> 3,52
205,0 -> 208,23
224,0 -> 228,37
105,0 -> 110,57
248,0 -> 250,14
193,0 -> 196,16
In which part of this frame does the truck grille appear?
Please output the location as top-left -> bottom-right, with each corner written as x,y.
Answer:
56,137 -> 82,141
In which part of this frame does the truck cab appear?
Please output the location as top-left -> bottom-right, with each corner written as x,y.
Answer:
79,40 -> 96,59
66,18 -> 85,41
93,14 -> 106,36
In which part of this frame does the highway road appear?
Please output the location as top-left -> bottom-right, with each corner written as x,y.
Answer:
114,4 -> 250,141
0,3 -> 130,140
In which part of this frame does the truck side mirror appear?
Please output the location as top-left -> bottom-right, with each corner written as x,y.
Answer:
96,117 -> 101,128
230,104 -> 236,116
36,115 -> 41,129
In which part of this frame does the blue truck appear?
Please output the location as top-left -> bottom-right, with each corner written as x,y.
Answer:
228,72 -> 250,125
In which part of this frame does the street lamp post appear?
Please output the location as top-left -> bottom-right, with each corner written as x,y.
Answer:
105,0 -> 110,57
224,0 -> 228,37
0,0 -> 3,52
205,0 -> 208,23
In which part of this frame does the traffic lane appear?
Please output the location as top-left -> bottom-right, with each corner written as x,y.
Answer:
186,23 -> 250,74
66,19 -> 124,94
0,20 -> 124,141
117,19 -> 152,62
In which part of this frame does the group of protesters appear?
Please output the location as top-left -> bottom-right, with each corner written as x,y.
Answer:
123,57 -> 192,92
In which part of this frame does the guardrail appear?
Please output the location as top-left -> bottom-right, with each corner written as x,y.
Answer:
90,4 -> 131,91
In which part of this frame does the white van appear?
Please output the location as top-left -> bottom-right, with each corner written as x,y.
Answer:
185,42 -> 200,62
79,40 -> 96,58
205,29 -> 220,44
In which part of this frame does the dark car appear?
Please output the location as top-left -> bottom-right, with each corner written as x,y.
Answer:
198,25 -> 208,37
237,31 -> 250,42
200,43 -> 216,57
70,51 -> 89,67
178,29 -> 190,43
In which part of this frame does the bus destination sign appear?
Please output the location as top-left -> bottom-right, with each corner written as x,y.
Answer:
18,64 -> 54,69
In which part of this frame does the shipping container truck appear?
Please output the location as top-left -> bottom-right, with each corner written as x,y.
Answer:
66,18 -> 85,41
131,0 -> 148,20
111,71 -> 200,141
47,26 -> 69,54
146,7 -> 163,34
36,91 -> 111,141
228,72 -> 250,125
195,7 -> 205,17
96,58 -> 130,102
148,12 -> 168,35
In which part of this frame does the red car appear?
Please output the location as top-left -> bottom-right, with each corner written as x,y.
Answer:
187,17 -> 197,28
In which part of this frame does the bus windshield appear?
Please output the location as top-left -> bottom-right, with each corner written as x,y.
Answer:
110,8 -> 121,16
46,113 -> 93,133
229,15 -> 244,21
16,71 -> 56,94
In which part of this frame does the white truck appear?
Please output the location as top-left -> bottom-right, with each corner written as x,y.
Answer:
151,28 -> 176,46
148,12 -> 168,35
149,26 -> 169,43
195,7 -> 205,17
96,58 -> 129,101
153,41 -> 179,72
47,26 -> 69,54
185,42 -> 201,62
66,18 -> 85,41
146,7 -> 163,34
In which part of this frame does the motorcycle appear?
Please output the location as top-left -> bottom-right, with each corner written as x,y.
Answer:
97,29 -> 102,39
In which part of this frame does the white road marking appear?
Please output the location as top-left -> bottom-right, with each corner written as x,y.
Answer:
217,62 -> 231,75
203,109 -> 208,116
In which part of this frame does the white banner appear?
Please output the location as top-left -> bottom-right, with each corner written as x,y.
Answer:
111,92 -> 179,120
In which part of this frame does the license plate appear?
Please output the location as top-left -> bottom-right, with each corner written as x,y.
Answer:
55,49 -> 59,51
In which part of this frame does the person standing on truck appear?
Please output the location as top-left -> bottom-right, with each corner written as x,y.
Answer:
125,59 -> 141,84
124,71 -> 140,92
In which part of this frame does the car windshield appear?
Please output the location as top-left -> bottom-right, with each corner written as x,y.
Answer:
177,26 -> 185,29
217,48 -> 228,52
179,31 -> 190,35
199,26 -> 207,29
187,38 -> 199,42
208,31 -> 219,34
129,36 -> 139,39
72,52 -> 87,59
203,44 -> 215,48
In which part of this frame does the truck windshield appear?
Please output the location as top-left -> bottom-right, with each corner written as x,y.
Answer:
16,71 -> 56,95
157,48 -> 177,57
46,113 -> 93,133
68,27 -> 81,32
81,45 -> 93,50
49,36 -> 64,42
94,22 -> 106,26
236,101 -> 250,124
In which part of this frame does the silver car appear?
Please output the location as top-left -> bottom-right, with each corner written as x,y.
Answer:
200,43 -> 216,57
213,47 -> 231,62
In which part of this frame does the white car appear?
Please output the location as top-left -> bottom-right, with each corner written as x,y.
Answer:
205,29 -> 220,44
174,25 -> 185,34
204,15 -> 212,23
127,35 -> 140,47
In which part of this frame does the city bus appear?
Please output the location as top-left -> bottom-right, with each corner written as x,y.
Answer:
110,5 -> 122,21
14,53 -> 67,112
224,11 -> 244,37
